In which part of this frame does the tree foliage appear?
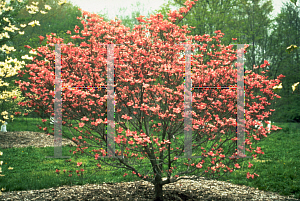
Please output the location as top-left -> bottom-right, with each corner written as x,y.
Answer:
2,0 -> 84,118
265,1 -> 300,122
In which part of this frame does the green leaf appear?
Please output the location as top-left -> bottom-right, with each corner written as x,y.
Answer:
290,0 -> 298,6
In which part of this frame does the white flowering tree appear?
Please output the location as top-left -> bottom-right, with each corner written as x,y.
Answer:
0,0 -> 67,195
0,0 -> 67,126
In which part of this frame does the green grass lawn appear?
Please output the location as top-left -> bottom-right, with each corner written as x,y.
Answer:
0,116 -> 299,199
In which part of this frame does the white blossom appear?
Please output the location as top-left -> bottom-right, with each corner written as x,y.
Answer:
58,0 -> 67,6
1,111 -> 8,116
29,49 -> 37,55
44,5 -> 51,10
40,10 -> 48,14
292,82 -> 299,91
21,55 -> 33,60
28,20 -> 40,27
3,17 -> 9,22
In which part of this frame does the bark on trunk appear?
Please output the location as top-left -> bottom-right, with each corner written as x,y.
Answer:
153,182 -> 164,201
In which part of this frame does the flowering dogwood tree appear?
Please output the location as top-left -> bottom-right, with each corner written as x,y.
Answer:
15,1 -> 284,200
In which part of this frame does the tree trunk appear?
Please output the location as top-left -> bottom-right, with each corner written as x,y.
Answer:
153,182 -> 164,201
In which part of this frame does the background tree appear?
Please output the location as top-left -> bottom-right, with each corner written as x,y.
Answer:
111,1 -> 152,31
1,0 -> 84,119
264,1 -> 300,122
11,0 -> 83,53
0,0 -> 65,194
0,0 -> 67,123
154,0 -> 274,77
286,0 -> 299,53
